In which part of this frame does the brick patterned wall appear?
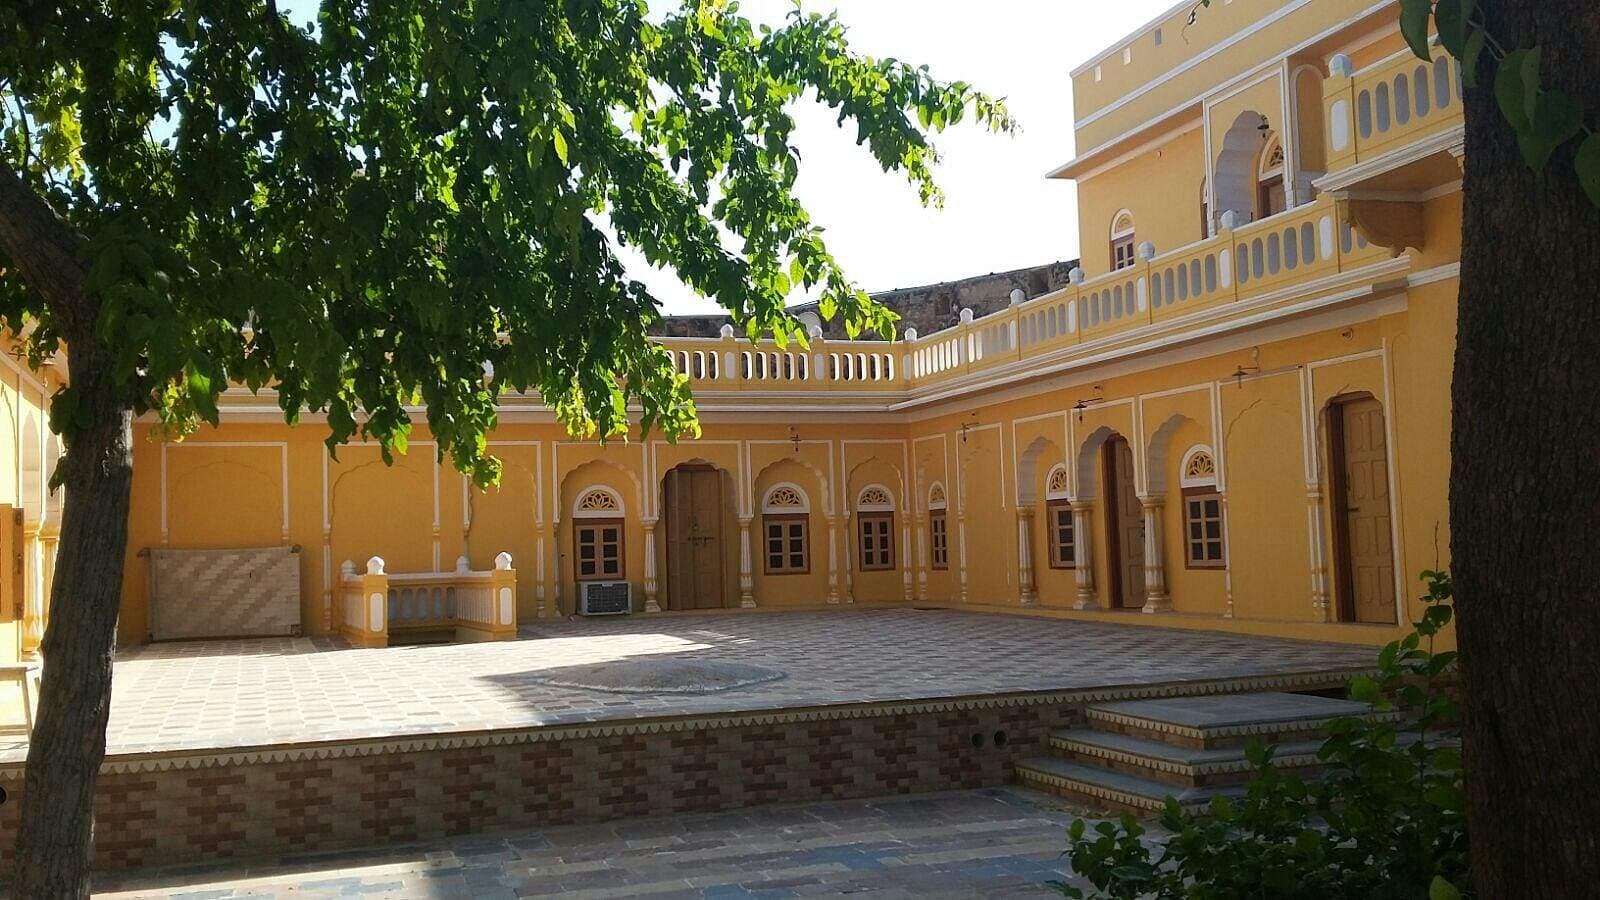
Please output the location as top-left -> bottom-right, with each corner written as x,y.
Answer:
0,701 -> 1075,875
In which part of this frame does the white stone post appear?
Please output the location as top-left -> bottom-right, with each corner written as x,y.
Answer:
737,515 -> 756,608
1071,501 -> 1099,610
1016,508 -> 1038,607
642,518 -> 661,613
1140,496 -> 1172,613
957,512 -> 970,603
901,522 -> 914,602
1306,486 -> 1331,620
825,516 -> 841,604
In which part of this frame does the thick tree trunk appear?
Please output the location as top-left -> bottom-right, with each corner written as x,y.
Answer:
1452,2 -> 1600,896
1,162 -> 134,896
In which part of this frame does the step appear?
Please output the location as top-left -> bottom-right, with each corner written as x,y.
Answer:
1050,728 -> 1327,788
1015,756 -> 1243,816
1085,692 -> 1394,750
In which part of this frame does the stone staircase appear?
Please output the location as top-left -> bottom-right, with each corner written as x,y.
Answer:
1016,691 -> 1396,815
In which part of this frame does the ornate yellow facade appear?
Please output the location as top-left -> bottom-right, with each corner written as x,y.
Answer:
4,0 -> 1461,657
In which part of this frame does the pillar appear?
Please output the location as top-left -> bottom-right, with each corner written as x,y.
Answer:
914,514 -> 929,602
825,516 -> 841,604
642,518 -> 661,613
1139,496 -> 1172,613
901,522 -> 914,602
1220,496 -> 1235,618
841,512 -> 855,604
1071,500 -> 1098,610
957,512 -> 970,603
534,533 -> 549,618
1306,486 -> 1332,620
1016,508 -> 1038,607
737,515 -> 756,608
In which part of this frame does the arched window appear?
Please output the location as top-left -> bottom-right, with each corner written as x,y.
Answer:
572,488 -> 625,581
1044,464 -> 1075,569
1178,447 -> 1225,569
855,484 -> 896,571
1256,134 -> 1286,220
1109,210 -> 1137,271
761,483 -> 810,575
927,482 -> 949,571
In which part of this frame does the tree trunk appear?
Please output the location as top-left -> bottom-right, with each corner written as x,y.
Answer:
11,345 -> 134,898
0,163 -> 134,896
1452,2 -> 1600,896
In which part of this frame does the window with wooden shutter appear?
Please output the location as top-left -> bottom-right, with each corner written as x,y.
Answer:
1046,499 -> 1075,568
763,514 -> 809,574
574,519 -> 624,580
1183,489 -> 1226,568
929,510 -> 949,570
857,512 -> 895,571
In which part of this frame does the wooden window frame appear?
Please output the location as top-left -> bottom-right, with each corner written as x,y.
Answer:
929,509 -> 949,570
1110,234 -> 1136,271
762,513 -> 810,575
1046,499 -> 1076,569
1182,488 -> 1226,569
574,517 -> 625,581
857,511 -> 895,571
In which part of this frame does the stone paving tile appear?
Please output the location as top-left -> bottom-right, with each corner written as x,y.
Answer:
92,788 -> 1105,899
72,608 -> 1369,757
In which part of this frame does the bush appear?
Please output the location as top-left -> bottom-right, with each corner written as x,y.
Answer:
1057,571 -> 1469,899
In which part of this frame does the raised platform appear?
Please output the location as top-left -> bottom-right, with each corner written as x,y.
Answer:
0,609 -> 1374,873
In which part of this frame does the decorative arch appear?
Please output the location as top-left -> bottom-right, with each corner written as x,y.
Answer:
557,458 -> 643,523
1046,464 -> 1072,500
573,486 -> 624,518
855,483 -> 895,512
1074,425 -> 1121,502
1145,413 -> 1200,496
762,482 -> 810,514
926,481 -> 948,510
1214,109 -> 1270,226
1016,434 -> 1063,506
1109,209 -> 1137,270
1179,445 -> 1219,489
753,455 -> 831,517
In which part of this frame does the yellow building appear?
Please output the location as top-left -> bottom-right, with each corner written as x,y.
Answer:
5,0 -> 1462,658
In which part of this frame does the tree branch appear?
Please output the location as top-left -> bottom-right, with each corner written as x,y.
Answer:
0,156 -> 91,327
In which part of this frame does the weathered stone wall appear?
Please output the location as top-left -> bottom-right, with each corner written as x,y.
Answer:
651,259 -> 1078,340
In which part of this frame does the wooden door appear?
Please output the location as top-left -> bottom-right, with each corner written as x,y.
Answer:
1330,397 -> 1397,624
1102,436 -> 1145,609
664,467 -> 725,610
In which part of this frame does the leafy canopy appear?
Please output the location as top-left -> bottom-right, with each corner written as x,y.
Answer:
0,0 -> 1011,484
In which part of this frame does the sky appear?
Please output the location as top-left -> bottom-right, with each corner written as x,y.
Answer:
629,0 -> 1177,315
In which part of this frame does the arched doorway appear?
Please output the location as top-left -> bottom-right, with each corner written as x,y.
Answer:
662,463 -> 727,609
1214,110 -> 1271,226
1327,394 -> 1397,624
1101,434 -> 1145,609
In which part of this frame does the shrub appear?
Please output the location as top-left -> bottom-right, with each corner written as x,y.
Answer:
1057,571 -> 1468,899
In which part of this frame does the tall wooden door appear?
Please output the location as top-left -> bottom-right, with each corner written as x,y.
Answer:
1102,436 -> 1145,609
1331,396 -> 1397,624
664,466 -> 725,610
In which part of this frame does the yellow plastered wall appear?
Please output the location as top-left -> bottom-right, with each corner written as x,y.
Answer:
464,442 -> 542,620
844,448 -> 908,604
1076,127 -> 1207,275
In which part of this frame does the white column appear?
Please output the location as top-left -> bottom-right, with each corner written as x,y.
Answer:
842,512 -> 856,604
901,522 -> 914,602
535,534 -> 549,618
825,516 -> 841,604
1016,508 -> 1038,607
1071,501 -> 1099,610
1140,496 -> 1172,613
642,519 -> 661,613
1220,496 -> 1235,618
1306,486 -> 1331,620
737,516 -> 756,608
914,515 -> 929,602
957,512 -> 970,603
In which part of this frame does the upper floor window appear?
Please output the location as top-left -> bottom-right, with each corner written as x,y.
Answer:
1257,134 -> 1286,219
1110,210 -> 1137,270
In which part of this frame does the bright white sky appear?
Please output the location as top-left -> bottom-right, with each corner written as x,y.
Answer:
632,0 -> 1176,314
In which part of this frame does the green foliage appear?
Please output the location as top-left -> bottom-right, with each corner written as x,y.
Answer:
1397,0 -> 1598,207
0,0 -> 1012,484
1056,571 -> 1469,899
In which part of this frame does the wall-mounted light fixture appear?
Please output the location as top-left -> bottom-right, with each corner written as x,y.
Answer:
1073,384 -> 1106,423
960,410 -> 980,443
789,425 -> 801,453
1231,347 -> 1262,386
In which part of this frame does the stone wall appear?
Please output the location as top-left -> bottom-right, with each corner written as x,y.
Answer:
651,259 -> 1078,341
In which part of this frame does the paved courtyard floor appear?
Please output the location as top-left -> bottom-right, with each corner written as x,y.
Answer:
92,788 -> 1107,898
8,608 -> 1371,759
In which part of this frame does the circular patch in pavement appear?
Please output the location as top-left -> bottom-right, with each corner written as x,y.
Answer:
527,659 -> 785,694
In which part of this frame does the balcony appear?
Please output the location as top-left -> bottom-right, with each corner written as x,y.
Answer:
660,333 -> 902,393
1324,46 -> 1463,175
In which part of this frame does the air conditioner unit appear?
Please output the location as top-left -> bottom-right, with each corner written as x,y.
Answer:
579,581 -> 632,616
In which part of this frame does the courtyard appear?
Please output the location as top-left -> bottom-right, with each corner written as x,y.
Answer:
7,609 -> 1373,760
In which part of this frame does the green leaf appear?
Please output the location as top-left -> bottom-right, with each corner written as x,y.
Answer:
1495,48 -> 1539,133
1399,0 -> 1433,61
1429,876 -> 1463,900
552,129 -> 569,165
1434,0 -> 1473,58
1461,28 -> 1487,89
1518,89 -> 1582,171
1577,134 -> 1600,208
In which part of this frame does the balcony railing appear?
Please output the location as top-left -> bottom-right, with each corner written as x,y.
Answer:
339,555 -> 518,647
1325,46 -> 1463,174
656,193 -> 1396,397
